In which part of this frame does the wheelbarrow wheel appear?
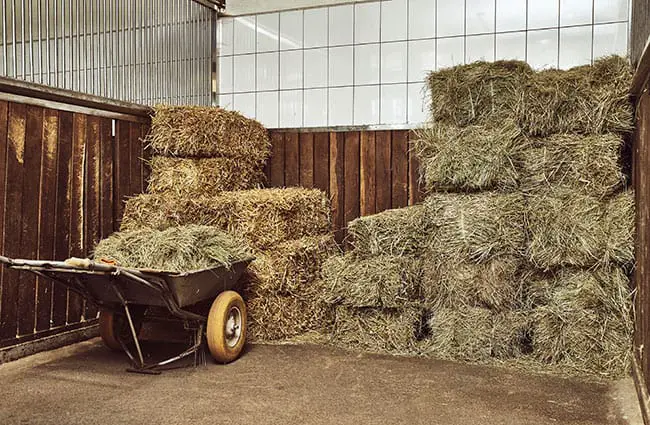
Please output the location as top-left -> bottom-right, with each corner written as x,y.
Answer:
99,309 -> 143,351
206,291 -> 247,363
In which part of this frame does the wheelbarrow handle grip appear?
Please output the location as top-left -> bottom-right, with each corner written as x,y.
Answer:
0,255 -> 14,266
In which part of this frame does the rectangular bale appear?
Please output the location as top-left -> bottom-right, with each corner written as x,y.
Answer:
120,188 -> 332,250
147,156 -> 265,197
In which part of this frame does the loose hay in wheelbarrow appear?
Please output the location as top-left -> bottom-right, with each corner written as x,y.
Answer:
120,188 -> 332,250
148,156 -> 265,197
146,105 -> 271,164
93,225 -> 252,272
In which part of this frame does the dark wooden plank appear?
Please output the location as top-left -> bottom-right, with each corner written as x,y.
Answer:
344,131 -> 360,240
391,130 -> 409,209
284,132 -> 300,187
99,118 -> 114,239
269,132 -> 285,188
17,105 -> 44,336
330,132 -> 346,243
114,120 -> 131,231
408,130 -> 424,205
313,132 -> 330,194
375,131 -> 392,213
1,103 -> 26,340
35,108 -> 59,332
299,133 -> 314,188
360,131 -> 376,217
129,122 -> 143,195
0,102 -> 8,337
84,116 -> 101,320
52,111 -> 73,327
140,122 -> 152,189
640,93 -> 650,379
67,113 -> 87,324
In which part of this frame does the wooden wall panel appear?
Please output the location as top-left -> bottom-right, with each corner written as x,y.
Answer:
0,102 -> 8,337
343,132 -> 361,241
270,132 -> 285,187
313,133 -> 329,194
329,133 -> 346,243
391,131 -> 409,209
375,131 -> 392,212
360,131 -> 376,217
299,133 -> 314,188
285,132 -> 300,187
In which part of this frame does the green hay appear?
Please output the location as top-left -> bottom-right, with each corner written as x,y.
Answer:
421,255 -> 524,311
426,60 -> 533,127
147,156 -> 264,197
330,306 -> 422,355
525,189 -> 634,269
322,254 -> 422,308
146,105 -> 271,164
244,235 -> 340,297
92,225 -> 251,272
120,188 -> 332,250
520,133 -> 625,197
346,205 -> 433,257
412,121 -> 527,192
424,192 -> 526,262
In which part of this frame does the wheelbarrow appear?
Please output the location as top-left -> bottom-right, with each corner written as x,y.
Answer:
0,255 -> 254,374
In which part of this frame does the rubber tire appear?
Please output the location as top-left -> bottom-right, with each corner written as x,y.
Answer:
98,309 -> 144,351
206,291 -> 247,364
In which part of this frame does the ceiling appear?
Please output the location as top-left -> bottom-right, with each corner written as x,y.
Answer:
222,0 -> 374,16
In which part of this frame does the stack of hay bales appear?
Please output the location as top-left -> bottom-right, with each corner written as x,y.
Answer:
416,55 -> 635,379
102,105 -> 337,343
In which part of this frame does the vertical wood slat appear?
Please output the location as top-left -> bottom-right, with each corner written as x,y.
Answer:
269,132 -> 285,187
360,131 -> 376,217
36,109 -> 59,332
299,133 -> 314,188
1,103 -> 27,340
375,131 -> 392,213
52,111 -> 74,327
129,122 -> 143,196
114,120 -> 131,231
17,106 -> 44,336
99,118 -> 114,239
284,132 -> 300,187
67,113 -> 87,324
313,133 -> 330,194
408,130 -> 424,205
140,122 -> 152,189
391,130 -> 409,209
0,102 -> 9,337
330,132 -> 345,243
84,116 -> 101,320
344,131 -> 360,243
638,93 -> 650,381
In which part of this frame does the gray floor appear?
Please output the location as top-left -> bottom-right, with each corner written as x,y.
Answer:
0,338 -> 643,425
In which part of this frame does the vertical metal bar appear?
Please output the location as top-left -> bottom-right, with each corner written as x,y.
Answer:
106,0 -> 111,98
45,0 -> 50,84
37,0 -> 42,83
89,0 -> 94,94
21,0 -> 25,79
164,0 -> 169,104
28,0 -> 34,81
61,0 -> 65,88
104,0 -> 108,98
126,0 -> 131,101
120,0 -> 124,100
210,9 -> 217,106
2,0 -> 6,76
12,0 -> 17,78
75,0 -> 80,92
69,0 -> 73,90
82,0 -> 86,92
184,0 -> 189,105
53,0 -> 58,86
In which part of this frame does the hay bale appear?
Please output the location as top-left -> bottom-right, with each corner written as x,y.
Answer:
421,255 -> 523,311
247,292 -> 334,342
424,308 -> 530,361
531,307 -> 632,379
322,254 -> 422,308
426,60 -> 532,127
120,188 -> 331,250
424,192 -> 526,262
331,306 -> 422,354
520,133 -> 625,197
412,121 -> 527,192
525,189 -> 634,269
92,225 -> 251,272
244,235 -> 340,297
148,156 -> 264,197
146,105 -> 271,164
521,56 -> 633,137
347,205 -> 433,257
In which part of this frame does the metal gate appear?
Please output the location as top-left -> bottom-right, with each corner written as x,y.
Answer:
0,0 -> 215,105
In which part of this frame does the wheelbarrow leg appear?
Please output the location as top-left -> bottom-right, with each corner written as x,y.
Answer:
109,284 -> 150,373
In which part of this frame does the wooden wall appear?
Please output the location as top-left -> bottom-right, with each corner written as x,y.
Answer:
631,0 -> 650,67
0,100 -> 149,349
265,129 -> 424,242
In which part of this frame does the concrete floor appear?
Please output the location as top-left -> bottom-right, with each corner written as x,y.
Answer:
0,338 -> 643,425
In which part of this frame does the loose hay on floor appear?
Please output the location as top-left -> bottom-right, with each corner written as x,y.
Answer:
331,306 -> 422,354
412,121 -> 527,192
246,292 -> 334,342
147,156 -> 264,197
525,189 -> 634,269
520,133 -> 625,197
421,255 -> 524,311
346,205 -> 433,257
92,225 -> 251,272
146,105 -> 271,164
120,188 -> 332,250
322,254 -> 422,308
244,235 -> 340,297
424,192 -> 526,262
426,60 -> 533,127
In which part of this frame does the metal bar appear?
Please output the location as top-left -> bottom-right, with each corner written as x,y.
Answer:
21,0 -> 25,79
61,0 -> 65,88
210,8 -> 217,106
75,0 -> 80,92
53,0 -> 58,86
82,0 -> 87,92
89,0 -> 94,94
45,0 -> 50,84
110,285 -> 145,368
2,0 -> 6,76
164,0 -> 169,103
28,0 -> 33,81
12,0 -> 17,78
184,0 -> 189,104
107,0 -> 112,98
120,0 -> 124,100
38,0 -> 42,83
